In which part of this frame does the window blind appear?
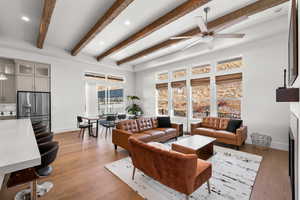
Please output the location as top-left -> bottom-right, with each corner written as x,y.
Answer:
216,73 -> 242,84
190,77 -> 210,86
155,83 -> 168,89
171,80 -> 186,88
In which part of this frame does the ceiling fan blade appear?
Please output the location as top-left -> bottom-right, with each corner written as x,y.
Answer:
211,16 -> 248,32
195,16 -> 208,32
214,33 -> 245,38
181,39 -> 203,51
170,36 -> 194,40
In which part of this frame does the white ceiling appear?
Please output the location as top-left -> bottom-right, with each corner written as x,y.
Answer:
0,0 -> 289,70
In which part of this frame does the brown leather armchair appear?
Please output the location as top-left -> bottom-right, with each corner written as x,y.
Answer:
128,137 -> 212,200
112,118 -> 181,151
191,117 -> 247,149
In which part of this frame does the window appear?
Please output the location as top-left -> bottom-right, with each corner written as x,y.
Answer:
216,73 -> 242,119
97,86 -> 107,114
191,78 -> 210,118
157,72 -> 168,81
97,86 -> 124,115
156,83 -> 168,115
192,65 -> 211,75
108,86 -> 124,114
171,81 -> 187,117
172,69 -> 186,79
217,57 -> 242,72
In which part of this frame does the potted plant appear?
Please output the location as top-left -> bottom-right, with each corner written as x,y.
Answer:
126,96 -> 143,118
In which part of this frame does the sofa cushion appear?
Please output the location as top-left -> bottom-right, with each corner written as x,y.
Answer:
194,127 -> 215,137
116,120 -> 139,133
137,118 -> 153,131
214,130 -> 236,140
141,129 -> 165,140
226,119 -> 243,133
202,117 -> 220,129
151,118 -> 159,128
155,128 -> 177,135
157,116 -> 171,128
218,118 -> 230,130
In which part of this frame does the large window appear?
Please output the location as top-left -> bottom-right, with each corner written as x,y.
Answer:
191,78 -> 210,118
97,86 -> 124,114
192,64 -> 211,75
156,83 -> 168,115
216,73 -> 242,119
157,72 -> 168,81
171,81 -> 187,117
173,69 -> 186,79
217,57 -> 242,72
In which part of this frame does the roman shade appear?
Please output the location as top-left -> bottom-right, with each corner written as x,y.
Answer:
156,83 -> 168,89
107,75 -> 124,82
84,72 -> 106,80
216,73 -> 242,84
171,80 -> 186,88
190,77 -> 210,86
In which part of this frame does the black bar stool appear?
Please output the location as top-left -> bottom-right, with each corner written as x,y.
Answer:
77,116 -> 92,139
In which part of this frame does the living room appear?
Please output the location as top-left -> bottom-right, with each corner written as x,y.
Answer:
0,0 -> 299,200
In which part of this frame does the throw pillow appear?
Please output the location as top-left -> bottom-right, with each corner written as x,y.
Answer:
157,117 -> 171,128
226,119 -> 243,133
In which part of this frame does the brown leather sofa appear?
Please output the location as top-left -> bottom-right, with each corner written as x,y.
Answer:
112,118 -> 181,151
191,117 -> 247,149
128,137 -> 212,200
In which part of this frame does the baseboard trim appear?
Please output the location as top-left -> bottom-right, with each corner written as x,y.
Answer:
245,138 -> 288,151
53,128 -> 79,134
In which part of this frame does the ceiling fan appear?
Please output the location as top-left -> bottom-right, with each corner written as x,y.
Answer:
170,7 -> 247,50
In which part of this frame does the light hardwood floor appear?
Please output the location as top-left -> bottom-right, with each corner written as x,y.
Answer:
3,130 -> 292,200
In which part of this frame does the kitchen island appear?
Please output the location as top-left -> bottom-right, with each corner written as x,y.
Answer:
0,119 -> 40,194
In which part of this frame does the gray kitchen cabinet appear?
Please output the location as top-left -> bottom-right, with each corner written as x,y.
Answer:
35,63 -> 50,78
16,75 -> 34,91
15,60 -> 34,76
0,75 -> 16,103
35,77 -> 50,92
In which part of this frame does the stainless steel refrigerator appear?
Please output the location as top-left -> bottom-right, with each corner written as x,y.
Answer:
17,91 -> 51,131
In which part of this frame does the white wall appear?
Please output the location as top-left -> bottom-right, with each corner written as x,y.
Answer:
0,41 -> 136,133
136,32 -> 290,150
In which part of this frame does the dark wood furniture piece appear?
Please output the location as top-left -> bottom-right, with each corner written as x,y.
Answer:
276,88 -> 299,102
172,135 -> 216,160
77,116 -> 93,139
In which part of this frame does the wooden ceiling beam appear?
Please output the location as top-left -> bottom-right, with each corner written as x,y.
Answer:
117,0 -> 289,65
71,0 -> 134,56
37,0 -> 57,49
96,0 -> 211,61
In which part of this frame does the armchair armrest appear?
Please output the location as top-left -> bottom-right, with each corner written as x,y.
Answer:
171,123 -> 183,136
112,129 -> 133,151
236,126 -> 248,146
191,122 -> 201,133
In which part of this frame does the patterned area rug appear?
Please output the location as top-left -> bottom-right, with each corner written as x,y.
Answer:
105,143 -> 262,200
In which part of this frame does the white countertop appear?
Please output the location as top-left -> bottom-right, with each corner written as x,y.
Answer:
0,119 -> 41,187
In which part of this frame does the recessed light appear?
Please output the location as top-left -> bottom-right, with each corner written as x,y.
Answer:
21,16 -> 30,22
124,20 -> 131,26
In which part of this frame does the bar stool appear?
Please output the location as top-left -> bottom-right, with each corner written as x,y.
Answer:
7,141 -> 59,199
35,132 -> 54,144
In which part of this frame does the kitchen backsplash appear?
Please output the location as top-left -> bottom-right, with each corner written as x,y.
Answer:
0,103 -> 16,116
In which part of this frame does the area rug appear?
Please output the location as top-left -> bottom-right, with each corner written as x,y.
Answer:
105,144 -> 262,200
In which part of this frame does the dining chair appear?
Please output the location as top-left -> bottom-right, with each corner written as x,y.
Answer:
77,116 -> 92,139
101,115 -> 116,139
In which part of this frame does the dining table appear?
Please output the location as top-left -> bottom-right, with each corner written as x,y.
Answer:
80,114 -> 106,138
